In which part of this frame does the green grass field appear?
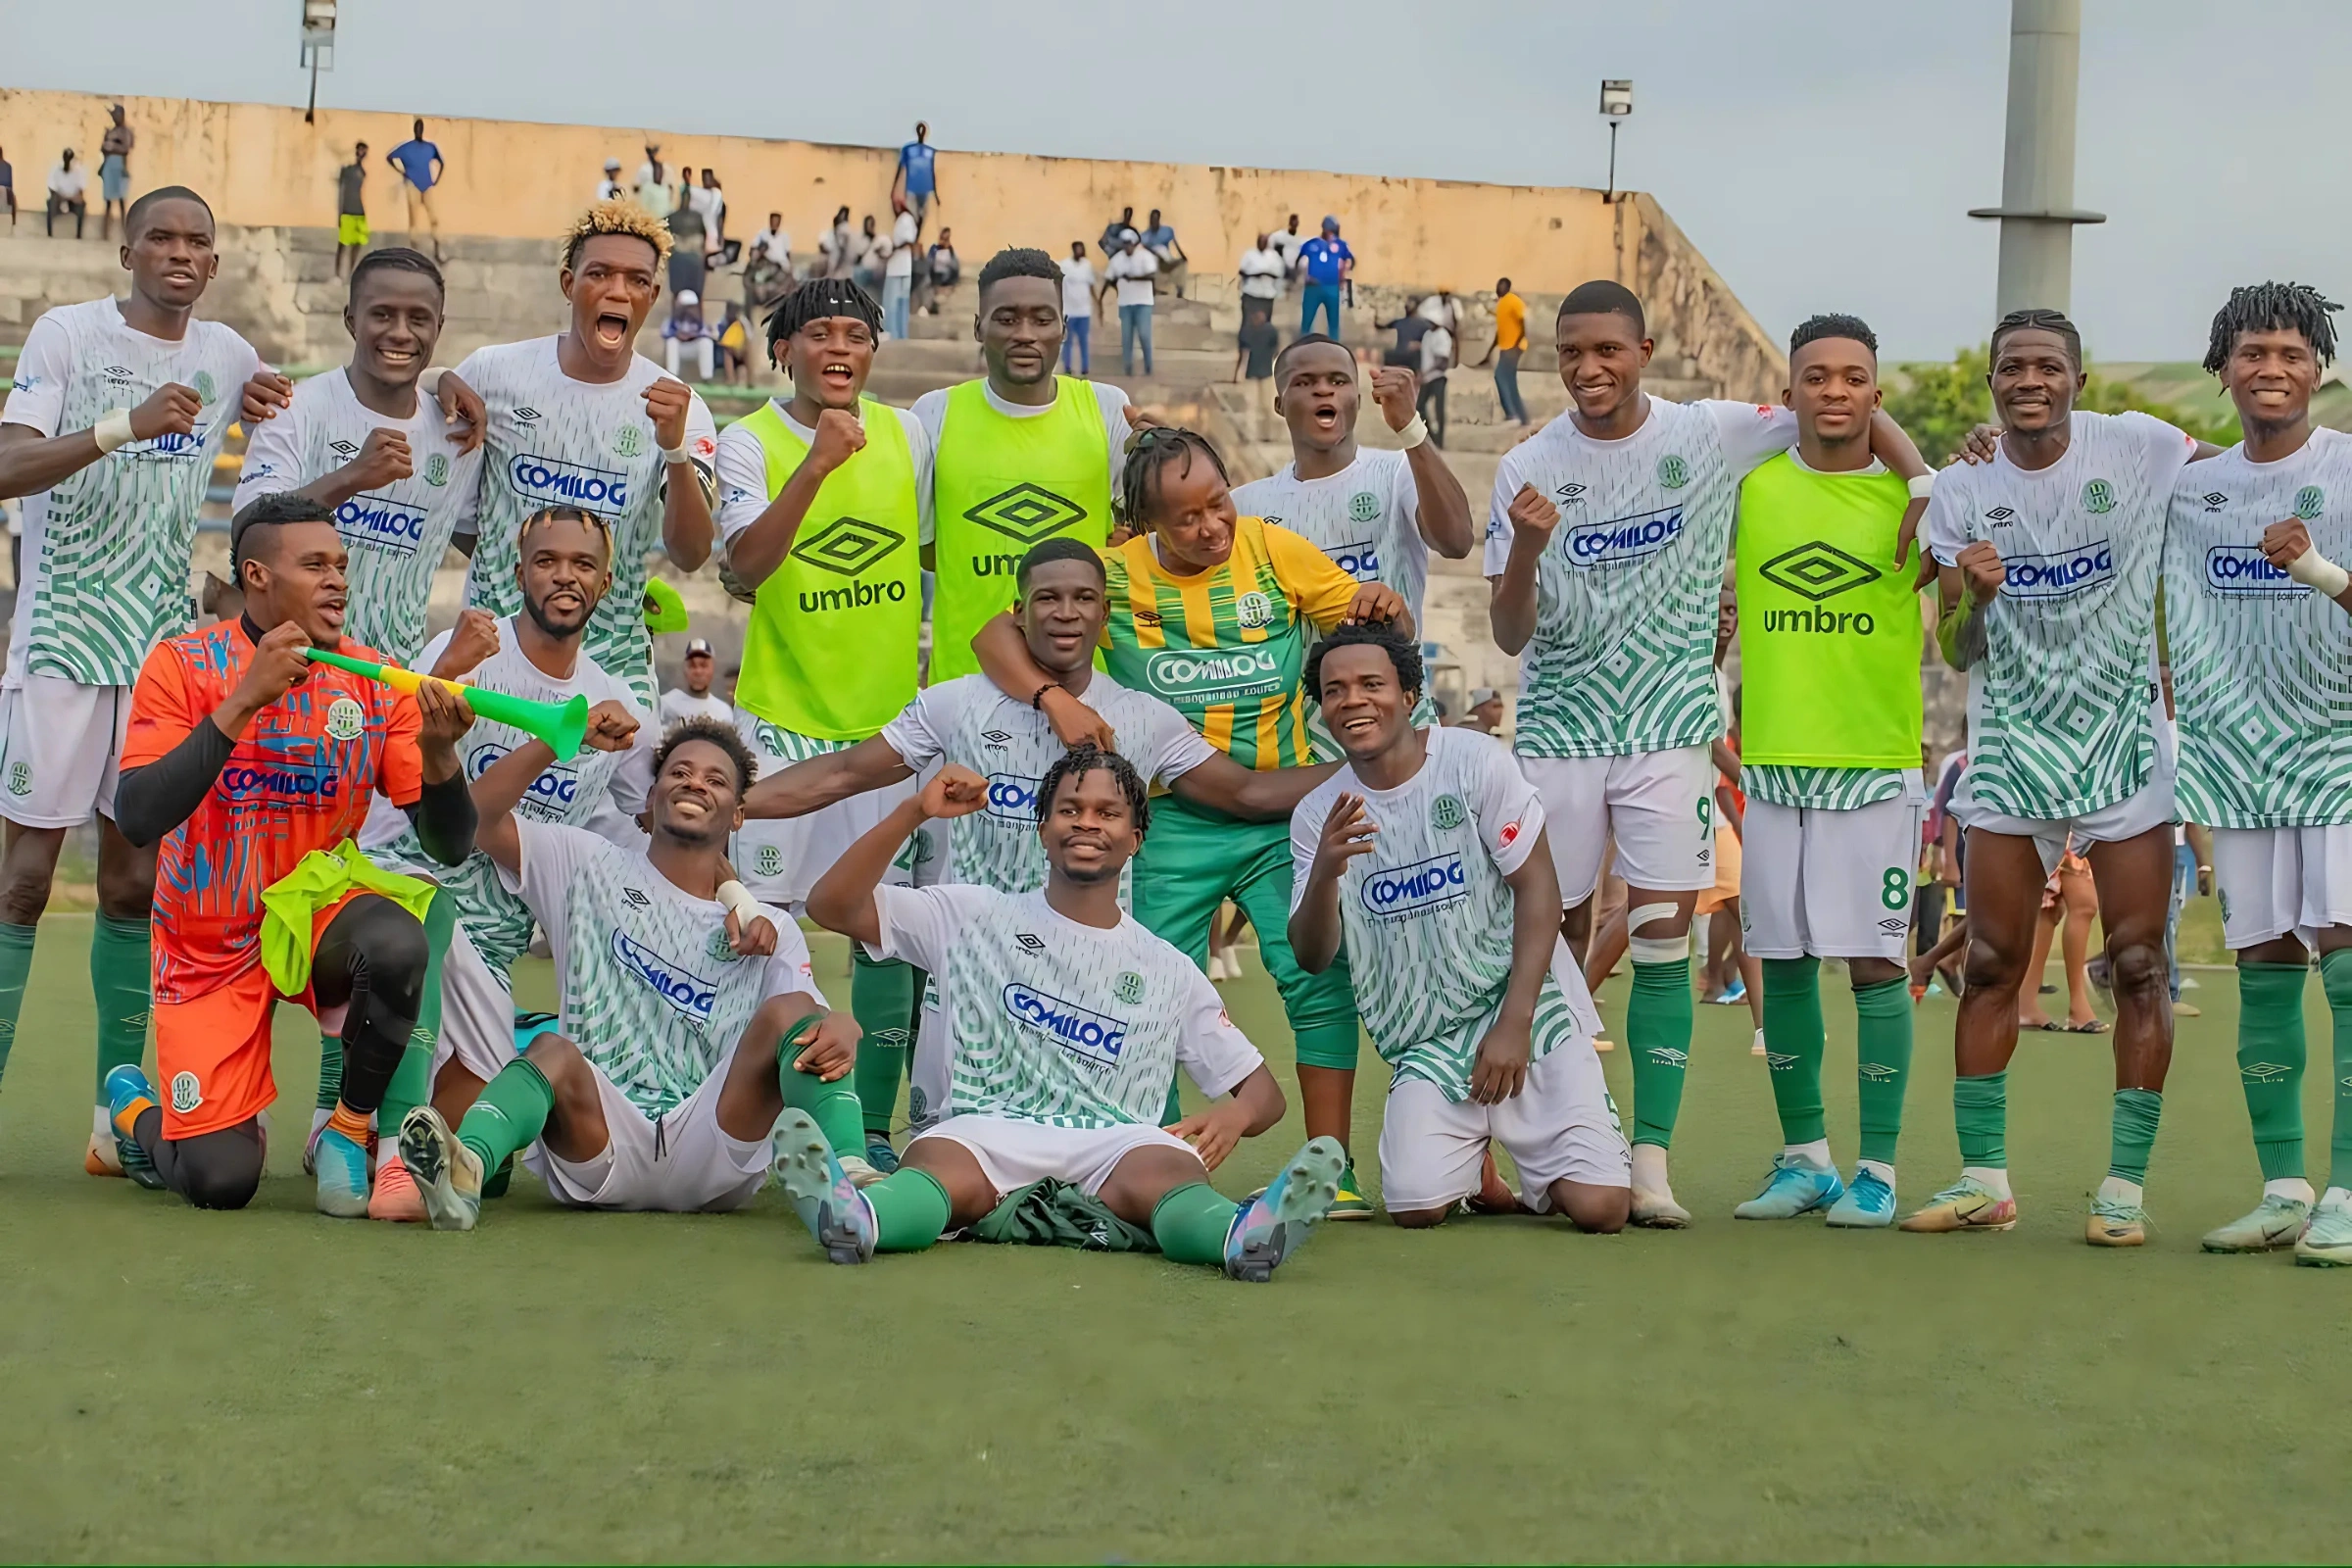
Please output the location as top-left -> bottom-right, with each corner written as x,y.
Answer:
5,912 -> 2350,1562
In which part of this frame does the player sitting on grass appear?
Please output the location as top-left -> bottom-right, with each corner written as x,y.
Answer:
395,718 -> 861,1229
781,745 -> 1346,1280
1288,622 -> 1632,1232
102,491 -> 477,1212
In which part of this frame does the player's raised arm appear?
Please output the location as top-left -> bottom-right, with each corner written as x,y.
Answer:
0,352 -> 201,502
1486,479 -> 1555,656
740,733 -> 914,821
468,699 -> 639,874
807,765 -> 986,945
648,375 -> 716,570
723,405 -> 861,587
114,622 -> 311,847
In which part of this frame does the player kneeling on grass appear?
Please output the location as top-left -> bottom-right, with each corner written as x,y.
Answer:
397,718 -> 861,1229
791,745 -> 1345,1280
1288,623 -> 1632,1231
103,492 -> 477,1212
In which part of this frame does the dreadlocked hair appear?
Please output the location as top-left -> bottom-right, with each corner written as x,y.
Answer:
1990,307 -> 2082,368
563,199 -> 673,271
764,276 -> 883,360
1036,743 -> 1152,839
1305,620 -> 1425,706
1789,312 -> 1877,357
977,247 -> 1063,297
2202,281 -> 2342,374
1114,426 -> 1229,532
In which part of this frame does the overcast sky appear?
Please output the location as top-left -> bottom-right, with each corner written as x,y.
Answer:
10,0 -> 2335,365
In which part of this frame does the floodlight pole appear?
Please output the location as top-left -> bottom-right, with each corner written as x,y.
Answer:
306,54 -> 319,123
1604,121 -> 1619,205
1967,0 -> 2105,315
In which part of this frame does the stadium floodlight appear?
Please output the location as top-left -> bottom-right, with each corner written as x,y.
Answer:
301,0 -> 337,122
1598,80 -> 1633,204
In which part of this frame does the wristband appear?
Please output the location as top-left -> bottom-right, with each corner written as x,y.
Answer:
1907,471 -> 1936,501
714,879 -> 760,922
2286,546 -> 2351,599
1030,682 -> 1056,710
417,367 -> 447,398
1396,413 -> 1429,449
93,408 -> 136,455
660,443 -> 691,465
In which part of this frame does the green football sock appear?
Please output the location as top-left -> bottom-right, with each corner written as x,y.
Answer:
1152,1181 -> 1240,1267
1852,977 -> 1914,1166
456,1057 -> 555,1177
850,949 -> 916,1138
1627,958 -> 1694,1148
864,1167 -> 953,1252
316,1034 -> 344,1111
374,891 -> 455,1152
2108,1087 -> 2163,1187
781,1050 -> 867,1162
2323,950 -> 2352,1193
1760,956 -> 1826,1146
0,920 -> 36,1093
2235,961 -> 2308,1183
88,912 -> 150,1099
1954,1070 -> 2008,1169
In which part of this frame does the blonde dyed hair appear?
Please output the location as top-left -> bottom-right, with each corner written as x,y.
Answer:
562,199 -> 673,271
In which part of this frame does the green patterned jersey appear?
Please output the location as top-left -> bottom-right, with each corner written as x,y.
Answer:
1925,411 -> 2196,819
870,884 -> 1264,1129
232,368 -> 484,664
1482,396 -> 1795,759
1289,726 -> 1604,1101
453,338 -> 718,708
2162,429 -> 2352,827
1743,764 -> 1911,811
509,821 -> 818,1119
3,299 -> 263,686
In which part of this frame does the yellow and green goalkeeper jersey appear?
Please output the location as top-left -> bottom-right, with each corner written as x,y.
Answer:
1099,515 -> 1361,769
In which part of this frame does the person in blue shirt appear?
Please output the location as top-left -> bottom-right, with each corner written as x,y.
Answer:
385,118 -> 445,263
1142,208 -> 1186,297
893,122 -> 940,232
1297,215 -> 1353,337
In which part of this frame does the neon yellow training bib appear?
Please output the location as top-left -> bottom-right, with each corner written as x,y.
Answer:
928,376 -> 1113,683
1735,451 -> 1923,769
733,398 -> 921,742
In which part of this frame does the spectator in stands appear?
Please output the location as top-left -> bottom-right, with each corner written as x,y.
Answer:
662,290 -> 714,382
1419,287 -> 1462,343
818,205 -> 855,279
634,145 -> 673,218
921,226 -> 960,315
1058,241 -> 1099,374
666,198 -> 707,299
746,215 -> 794,314
98,104 -> 133,241
1233,298 -> 1278,397
1267,213 -> 1305,284
751,212 -> 790,267
333,142 -> 369,279
1474,274 -> 1530,425
596,158 -> 626,203
385,118 -> 444,262
883,202 -> 919,339
1238,232 -> 1286,316
893,122 -> 941,231
853,213 -> 886,292
1417,303 -> 1454,448
0,147 -> 14,227
1376,297 -> 1433,368
45,149 -> 86,239
1461,688 -> 1505,734
1298,216 -> 1352,337
1099,205 -> 1136,260
712,301 -> 753,386
694,169 -> 728,260
660,639 -> 733,730
1102,228 -> 1159,376
1141,208 -> 1187,298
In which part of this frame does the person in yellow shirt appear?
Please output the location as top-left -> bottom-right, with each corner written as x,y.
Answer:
973,427 -> 1411,1216
1475,276 -> 1531,426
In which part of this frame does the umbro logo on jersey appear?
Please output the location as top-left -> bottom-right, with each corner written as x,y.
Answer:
1014,932 -> 1046,954
1984,507 -> 2017,525
622,887 -> 652,909
103,364 -> 134,381
514,407 -> 542,422
792,515 -> 906,579
1552,482 -> 1589,506
1134,609 -> 1162,627
981,729 -> 1012,747
2200,491 -> 2230,512
964,482 -> 1086,544
329,438 -> 362,458
1878,916 -> 1910,935
1758,541 -> 1883,603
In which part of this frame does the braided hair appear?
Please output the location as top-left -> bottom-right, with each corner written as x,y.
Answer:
763,276 -> 882,363
1114,425 -> 1229,533
1990,307 -> 2082,368
2202,281 -> 2341,373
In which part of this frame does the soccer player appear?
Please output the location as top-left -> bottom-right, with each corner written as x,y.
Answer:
1724,314 -> 1933,1227
741,535 -> 1335,1142
713,277 -> 930,1168
781,745 -> 1346,1279
396,718 -> 858,1229
1289,623 -> 1631,1231
1485,278 -> 1928,1226
451,201 -> 718,710
364,506 -> 652,1213
1231,332 -> 1475,743
912,247 -> 1138,684
233,247 -> 486,666
2161,283 -> 2352,1263
0,185 -> 293,1174
1910,308 -> 2209,1246
973,428 -> 1409,1215
98,492 -> 476,1211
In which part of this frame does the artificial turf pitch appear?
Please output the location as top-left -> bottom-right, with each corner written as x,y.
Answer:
4,912 -> 2351,1562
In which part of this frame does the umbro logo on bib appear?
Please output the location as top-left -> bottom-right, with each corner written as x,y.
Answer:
792,516 -> 906,578
964,483 -> 1086,544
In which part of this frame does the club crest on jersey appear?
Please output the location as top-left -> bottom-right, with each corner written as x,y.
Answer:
706,927 -> 740,963
1360,852 -> 1468,918
2202,545 -> 2307,597
985,773 -> 1042,822
1656,454 -> 1690,490
2080,478 -> 2116,514
756,844 -> 784,876
424,454 -> 450,487
1236,591 -> 1273,629
612,425 -> 646,459
511,454 -> 628,511
611,930 -> 718,1026
2295,484 -> 2326,520
171,1070 -> 203,1113
964,482 -> 1086,544
2002,541 -> 2114,600
1002,982 -> 1128,1066
1348,490 -> 1381,523
335,492 -> 430,556
192,370 -> 217,402
1113,970 -> 1145,1004
1567,505 -> 1684,568
324,697 -> 366,742
1324,540 -> 1382,581
1430,794 -> 1467,832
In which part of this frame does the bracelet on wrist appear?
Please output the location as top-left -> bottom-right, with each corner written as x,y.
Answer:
1030,682 -> 1055,710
